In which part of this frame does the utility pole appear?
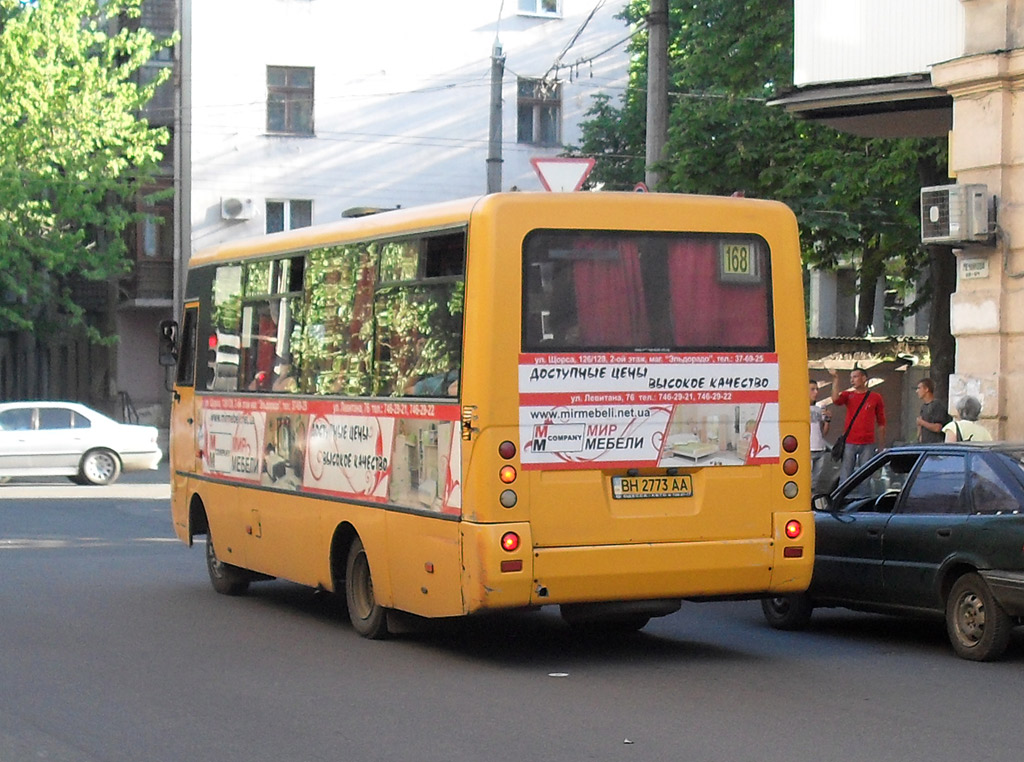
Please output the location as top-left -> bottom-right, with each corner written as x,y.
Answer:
645,0 -> 669,191
487,40 -> 505,194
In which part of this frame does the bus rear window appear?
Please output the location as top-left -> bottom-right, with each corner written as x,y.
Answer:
523,231 -> 773,352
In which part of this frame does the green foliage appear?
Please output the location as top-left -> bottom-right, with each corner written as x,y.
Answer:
0,0 -> 175,339
571,0 -> 946,335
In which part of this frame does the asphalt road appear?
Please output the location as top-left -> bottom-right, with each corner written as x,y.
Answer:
2,473 -> 1023,762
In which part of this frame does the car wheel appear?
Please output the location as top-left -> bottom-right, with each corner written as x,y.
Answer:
79,448 -> 121,486
761,594 -> 813,630
205,532 -> 251,596
345,537 -> 389,639
946,572 -> 1011,661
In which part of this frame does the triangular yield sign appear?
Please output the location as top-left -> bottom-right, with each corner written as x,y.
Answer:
530,157 -> 595,192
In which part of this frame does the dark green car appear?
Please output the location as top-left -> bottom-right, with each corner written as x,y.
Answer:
762,443 -> 1024,661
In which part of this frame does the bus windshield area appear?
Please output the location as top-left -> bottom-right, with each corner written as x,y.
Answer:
522,230 -> 773,353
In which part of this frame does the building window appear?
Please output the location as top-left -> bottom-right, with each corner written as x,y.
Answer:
266,200 -> 313,234
517,78 -> 561,146
267,66 -> 314,135
518,0 -> 561,17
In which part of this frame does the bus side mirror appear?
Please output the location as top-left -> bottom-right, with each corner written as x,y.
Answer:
159,320 -> 178,367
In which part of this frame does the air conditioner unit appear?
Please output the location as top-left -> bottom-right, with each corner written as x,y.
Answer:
920,184 -> 991,245
220,197 -> 254,221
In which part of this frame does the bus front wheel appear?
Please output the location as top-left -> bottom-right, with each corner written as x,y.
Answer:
345,537 -> 389,639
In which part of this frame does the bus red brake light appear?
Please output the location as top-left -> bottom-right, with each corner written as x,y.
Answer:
782,435 -> 798,453
500,532 -> 520,552
499,465 -> 517,484
498,440 -> 516,459
783,458 -> 798,476
785,520 -> 802,539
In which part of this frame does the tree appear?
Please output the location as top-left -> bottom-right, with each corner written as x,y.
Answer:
572,1 -> 952,387
0,0 -> 173,339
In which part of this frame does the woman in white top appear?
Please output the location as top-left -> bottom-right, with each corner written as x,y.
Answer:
942,395 -> 993,442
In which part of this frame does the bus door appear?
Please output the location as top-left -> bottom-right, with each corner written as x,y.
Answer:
170,302 -> 201,543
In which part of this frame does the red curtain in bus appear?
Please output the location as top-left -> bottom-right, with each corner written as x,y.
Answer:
667,240 -> 769,348
572,241 -> 649,346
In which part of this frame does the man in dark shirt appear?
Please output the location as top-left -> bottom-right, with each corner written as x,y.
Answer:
916,377 -> 951,443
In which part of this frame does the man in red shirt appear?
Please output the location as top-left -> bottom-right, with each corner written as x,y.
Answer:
829,366 -> 886,483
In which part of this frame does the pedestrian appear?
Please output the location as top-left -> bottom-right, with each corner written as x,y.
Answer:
915,377 -> 951,443
809,379 -> 831,490
829,366 -> 886,483
942,395 -> 993,442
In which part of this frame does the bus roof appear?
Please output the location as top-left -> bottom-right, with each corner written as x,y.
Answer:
188,192 -> 796,267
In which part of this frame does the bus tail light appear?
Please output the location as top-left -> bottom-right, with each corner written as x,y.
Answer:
782,435 -> 798,453
499,440 -> 516,459
500,559 -> 523,573
782,458 -> 798,476
785,519 -> 802,539
500,532 -> 520,552
783,547 -> 803,558
499,465 -> 517,484
499,490 -> 517,508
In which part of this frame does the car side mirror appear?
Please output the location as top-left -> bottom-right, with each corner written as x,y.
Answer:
812,494 -> 834,512
158,319 -> 178,367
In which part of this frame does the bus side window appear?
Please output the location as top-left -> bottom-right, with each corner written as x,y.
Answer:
295,244 -> 375,396
375,232 -> 465,398
207,265 -> 243,391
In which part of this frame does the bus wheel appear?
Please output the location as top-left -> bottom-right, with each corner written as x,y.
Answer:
760,595 -> 813,630
345,537 -> 389,639
205,532 -> 250,596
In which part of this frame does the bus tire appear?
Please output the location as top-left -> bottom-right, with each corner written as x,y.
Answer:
946,572 -> 1011,661
205,532 -> 250,596
760,594 -> 813,630
345,537 -> 389,639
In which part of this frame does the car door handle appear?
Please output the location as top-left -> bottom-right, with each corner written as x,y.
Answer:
937,528 -> 952,538
867,529 -> 881,537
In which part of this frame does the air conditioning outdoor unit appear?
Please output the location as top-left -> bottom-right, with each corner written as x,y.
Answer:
920,184 -> 991,245
220,197 -> 254,221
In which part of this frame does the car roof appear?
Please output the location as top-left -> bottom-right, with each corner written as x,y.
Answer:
886,442 -> 1024,454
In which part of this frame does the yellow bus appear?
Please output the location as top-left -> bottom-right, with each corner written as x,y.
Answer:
164,192 -> 813,638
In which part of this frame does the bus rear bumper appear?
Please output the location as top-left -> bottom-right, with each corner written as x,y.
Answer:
531,539 -> 785,606
460,515 -> 813,613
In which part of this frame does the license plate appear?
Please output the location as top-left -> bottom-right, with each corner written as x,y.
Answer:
612,475 -> 693,500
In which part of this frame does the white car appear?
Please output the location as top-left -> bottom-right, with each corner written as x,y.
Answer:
0,401 -> 162,485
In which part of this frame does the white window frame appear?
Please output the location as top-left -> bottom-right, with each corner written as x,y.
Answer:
265,199 -> 313,234
517,0 -> 561,18
516,77 -> 562,147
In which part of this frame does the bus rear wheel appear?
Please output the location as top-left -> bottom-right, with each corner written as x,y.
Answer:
345,537 -> 389,639
205,532 -> 251,596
